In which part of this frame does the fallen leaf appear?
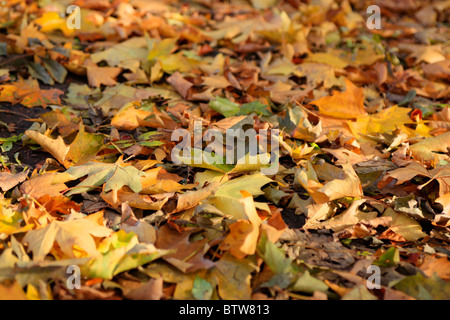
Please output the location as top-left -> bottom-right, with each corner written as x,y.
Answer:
154,224 -> 214,273
379,208 -> 426,242
420,255 -> 450,280
64,156 -> 145,196
310,79 -> 367,119
0,78 -> 63,108
124,278 -> 163,300
20,172 -> 67,199
409,132 -> 450,163
0,170 -> 28,192
25,124 -> 103,168
379,162 -> 450,197
86,66 -> 122,87
297,162 -> 363,204
120,203 -> 156,244
22,216 -> 112,261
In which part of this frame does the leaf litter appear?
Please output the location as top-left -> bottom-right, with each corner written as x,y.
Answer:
0,0 -> 449,300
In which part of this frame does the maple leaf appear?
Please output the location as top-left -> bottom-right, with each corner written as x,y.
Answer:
19,172 -> 67,199
0,78 -> 63,108
110,102 -> 163,130
309,79 -> 367,119
347,106 -> 413,138
154,224 -> 215,273
22,216 -> 112,261
0,200 -> 33,236
379,208 -> 426,242
25,124 -> 104,168
297,162 -> 363,204
409,132 -> 450,163
167,72 -> 193,99
33,12 -> 75,37
0,170 -> 28,192
86,66 -> 122,87
379,162 -> 450,197
219,191 -> 261,259
64,157 -> 145,196
1,0 -> 450,301
83,230 -> 169,279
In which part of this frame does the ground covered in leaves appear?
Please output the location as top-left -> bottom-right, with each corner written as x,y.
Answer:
0,0 -> 449,300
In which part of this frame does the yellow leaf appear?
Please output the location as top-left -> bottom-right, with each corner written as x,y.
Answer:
22,216 -> 112,261
297,162 -> 363,204
25,125 -> 103,168
305,52 -> 348,69
381,208 -> 426,242
34,12 -> 74,37
219,192 -> 261,259
347,106 -> 412,138
409,132 -> 450,163
111,102 -> 162,130
0,282 -> 27,300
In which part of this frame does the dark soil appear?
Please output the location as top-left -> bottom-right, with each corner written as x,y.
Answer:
0,103 -> 49,169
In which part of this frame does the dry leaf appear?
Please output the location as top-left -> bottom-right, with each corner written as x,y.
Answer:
310,79 -> 367,119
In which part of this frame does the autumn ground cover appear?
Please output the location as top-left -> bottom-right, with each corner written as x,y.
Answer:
0,0 -> 449,301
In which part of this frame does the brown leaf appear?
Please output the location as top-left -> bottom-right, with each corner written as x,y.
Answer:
19,172 -> 67,199
379,162 -> 450,197
420,255 -> 450,280
0,170 -> 28,192
154,224 -> 214,273
167,71 -> 193,99
86,66 -> 122,87
0,78 -> 63,107
120,203 -> 156,244
124,278 -> 164,300
163,181 -> 220,214
409,132 -> 450,163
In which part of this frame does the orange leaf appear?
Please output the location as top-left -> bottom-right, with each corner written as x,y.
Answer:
220,220 -> 259,259
0,78 -> 63,107
310,79 -> 367,119
86,66 -> 122,87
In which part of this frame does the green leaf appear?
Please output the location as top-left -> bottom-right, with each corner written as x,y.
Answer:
84,230 -> 169,279
263,239 -> 292,275
209,97 -> 240,118
394,273 -> 450,300
290,271 -> 329,294
373,247 -> 400,267
214,172 -> 273,199
27,62 -> 54,85
239,101 -> 272,116
0,135 -> 22,152
64,158 -> 145,196
209,98 -> 272,118
42,58 -> 68,84
147,38 -> 178,61
255,232 -> 294,290
398,90 -> 416,107
0,43 -> 6,56
192,276 -> 213,300
138,140 -> 164,148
